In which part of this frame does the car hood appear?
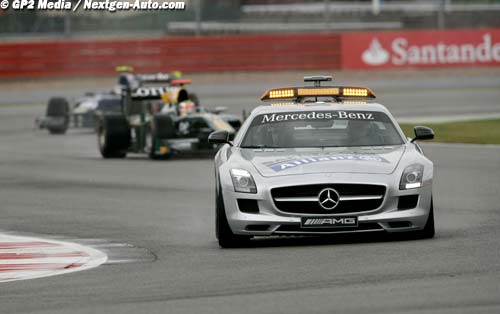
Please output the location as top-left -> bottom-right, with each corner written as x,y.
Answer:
238,146 -> 405,177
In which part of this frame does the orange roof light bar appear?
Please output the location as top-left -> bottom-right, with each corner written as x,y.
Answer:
298,87 -> 339,96
268,88 -> 295,99
342,87 -> 369,97
261,86 -> 375,101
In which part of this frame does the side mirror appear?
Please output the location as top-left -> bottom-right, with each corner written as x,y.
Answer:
208,130 -> 232,146
411,126 -> 434,142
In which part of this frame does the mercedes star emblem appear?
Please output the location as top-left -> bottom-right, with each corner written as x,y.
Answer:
318,188 -> 340,210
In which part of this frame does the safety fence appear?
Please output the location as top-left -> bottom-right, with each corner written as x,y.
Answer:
0,28 -> 498,78
0,33 -> 341,78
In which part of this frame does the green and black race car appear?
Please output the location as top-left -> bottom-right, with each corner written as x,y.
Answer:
97,80 -> 237,159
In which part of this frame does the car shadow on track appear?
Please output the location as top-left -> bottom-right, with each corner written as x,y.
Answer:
229,232 -> 432,249
82,154 -> 215,162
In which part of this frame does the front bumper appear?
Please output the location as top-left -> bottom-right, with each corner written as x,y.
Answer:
221,173 -> 432,236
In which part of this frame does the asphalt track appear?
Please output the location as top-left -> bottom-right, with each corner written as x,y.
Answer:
1,71 -> 500,313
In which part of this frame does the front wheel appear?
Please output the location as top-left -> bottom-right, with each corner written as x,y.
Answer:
46,98 -> 69,134
147,132 -> 171,160
97,115 -> 130,158
148,114 -> 174,160
216,185 -> 251,248
414,198 -> 435,239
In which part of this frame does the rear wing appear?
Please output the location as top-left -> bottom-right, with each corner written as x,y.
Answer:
136,72 -> 189,85
136,73 -> 173,84
115,66 -> 186,85
130,86 -> 179,100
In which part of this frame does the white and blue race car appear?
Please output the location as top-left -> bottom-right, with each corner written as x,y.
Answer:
209,76 -> 435,248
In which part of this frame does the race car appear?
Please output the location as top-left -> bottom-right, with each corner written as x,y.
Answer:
36,93 -> 122,134
36,68 -> 198,135
72,92 -> 122,130
114,66 -> 243,130
202,106 -> 243,131
97,79 -> 236,159
208,76 -> 435,248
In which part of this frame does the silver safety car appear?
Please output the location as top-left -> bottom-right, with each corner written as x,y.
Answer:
209,76 -> 435,248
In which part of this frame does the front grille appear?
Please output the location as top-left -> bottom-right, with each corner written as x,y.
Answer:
271,184 -> 386,215
275,223 -> 383,234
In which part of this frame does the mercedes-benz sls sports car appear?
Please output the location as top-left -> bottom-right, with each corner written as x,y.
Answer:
209,76 -> 435,248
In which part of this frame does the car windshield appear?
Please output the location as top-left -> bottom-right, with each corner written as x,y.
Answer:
240,110 -> 404,148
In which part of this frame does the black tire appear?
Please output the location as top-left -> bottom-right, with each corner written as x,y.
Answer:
97,115 -> 130,158
48,127 -> 67,135
147,131 -> 171,160
46,98 -> 69,134
415,198 -> 435,239
148,115 -> 174,160
216,183 -> 251,248
152,114 -> 175,139
148,136 -> 159,160
46,97 -> 69,116
189,93 -> 200,107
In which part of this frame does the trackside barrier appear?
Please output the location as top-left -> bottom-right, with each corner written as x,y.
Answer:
1,28 -> 498,78
0,33 -> 341,78
341,28 -> 500,69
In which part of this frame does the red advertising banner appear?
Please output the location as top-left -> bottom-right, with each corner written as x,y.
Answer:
1,28 -> 499,78
0,33 -> 341,78
341,28 -> 500,70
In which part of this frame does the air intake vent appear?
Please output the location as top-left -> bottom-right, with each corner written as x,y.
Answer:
398,195 -> 419,210
237,199 -> 259,213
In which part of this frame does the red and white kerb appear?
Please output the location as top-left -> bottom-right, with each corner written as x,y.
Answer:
0,234 -> 107,283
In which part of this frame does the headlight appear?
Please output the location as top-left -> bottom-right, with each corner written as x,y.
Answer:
399,164 -> 424,190
230,169 -> 257,193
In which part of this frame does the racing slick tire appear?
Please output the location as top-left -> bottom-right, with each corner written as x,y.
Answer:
414,198 -> 435,239
46,98 -> 69,134
152,114 -> 175,139
98,115 -> 130,158
148,115 -> 174,160
216,183 -> 251,248
189,93 -> 200,107
147,131 -> 171,160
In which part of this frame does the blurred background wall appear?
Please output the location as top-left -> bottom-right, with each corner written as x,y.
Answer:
1,0 -> 500,38
0,0 -> 499,77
